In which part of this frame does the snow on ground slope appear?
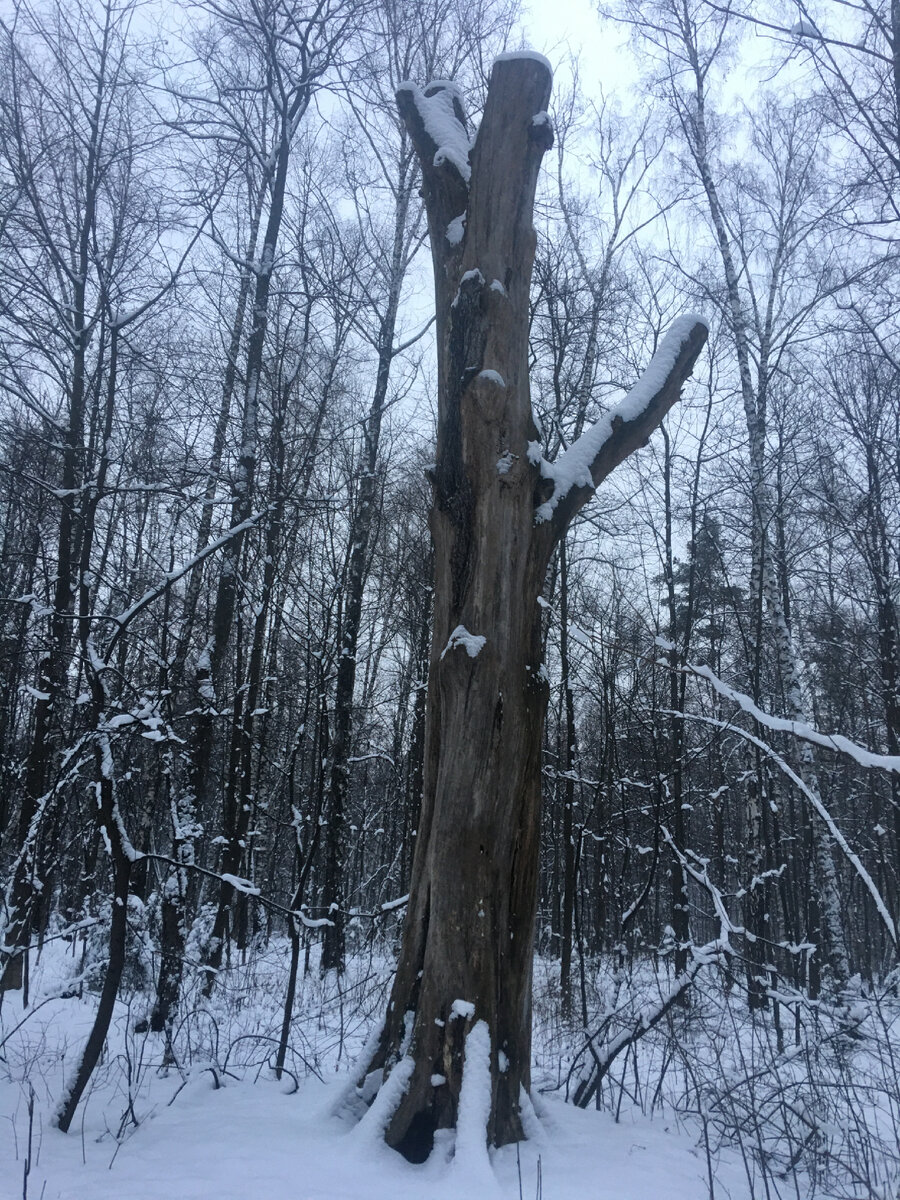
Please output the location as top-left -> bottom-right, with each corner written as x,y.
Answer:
0,944 -> 754,1200
3,1057 -> 750,1200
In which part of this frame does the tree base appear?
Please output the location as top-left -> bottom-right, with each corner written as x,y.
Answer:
0,952 -> 24,993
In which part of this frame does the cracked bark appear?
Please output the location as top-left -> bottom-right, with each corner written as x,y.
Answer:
351,56 -> 707,1161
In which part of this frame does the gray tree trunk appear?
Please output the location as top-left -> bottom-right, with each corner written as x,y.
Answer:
353,54 -> 707,1160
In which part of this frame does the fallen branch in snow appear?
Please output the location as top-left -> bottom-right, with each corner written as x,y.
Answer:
220,1031 -> 324,1084
570,936 -> 728,1109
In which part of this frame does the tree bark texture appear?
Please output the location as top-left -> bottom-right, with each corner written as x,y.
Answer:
355,55 -> 707,1161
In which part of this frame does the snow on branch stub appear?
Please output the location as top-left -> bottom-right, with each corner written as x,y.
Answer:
395,78 -> 470,236
535,314 -> 708,533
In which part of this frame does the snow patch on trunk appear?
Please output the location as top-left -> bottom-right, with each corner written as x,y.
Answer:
476,369 -> 505,387
454,1019 -> 494,1182
447,214 -> 466,244
353,1055 -> 415,1143
441,627 -> 486,660
449,997 -> 476,1020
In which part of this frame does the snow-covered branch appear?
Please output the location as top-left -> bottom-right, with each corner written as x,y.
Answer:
674,710 -> 898,946
685,660 -> 900,774
104,511 -> 268,655
535,314 -> 708,528
395,79 -> 471,183
395,79 -> 470,237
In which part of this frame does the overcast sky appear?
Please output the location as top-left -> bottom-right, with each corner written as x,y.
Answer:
523,0 -> 638,102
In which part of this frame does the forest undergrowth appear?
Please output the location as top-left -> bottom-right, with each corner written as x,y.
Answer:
3,923 -> 898,1200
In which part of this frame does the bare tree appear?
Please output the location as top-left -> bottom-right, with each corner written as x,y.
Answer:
350,53 -> 705,1159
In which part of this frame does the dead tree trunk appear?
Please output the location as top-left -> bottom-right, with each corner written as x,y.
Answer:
354,54 -> 707,1161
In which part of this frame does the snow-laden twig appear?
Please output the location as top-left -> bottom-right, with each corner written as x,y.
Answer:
661,827 -> 743,948
685,660 -> 900,774
670,709 -> 898,946
346,894 -> 409,920
138,853 -> 332,928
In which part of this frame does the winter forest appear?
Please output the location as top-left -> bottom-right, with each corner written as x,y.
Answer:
1,0 -> 899,1195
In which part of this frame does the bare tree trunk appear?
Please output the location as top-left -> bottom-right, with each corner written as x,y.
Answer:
558,535 -> 579,1018
321,171 -> 412,971
354,55 -> 706,1159
56,720 -> 134,1132
660,426 -> 691,980
197,118 -> 300,994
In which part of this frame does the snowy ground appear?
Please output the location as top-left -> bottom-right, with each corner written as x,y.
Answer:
2,1042 -> 751,1200
2,937 -> 890,1200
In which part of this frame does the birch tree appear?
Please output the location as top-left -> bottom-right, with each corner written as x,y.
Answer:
616,0 -> 859,995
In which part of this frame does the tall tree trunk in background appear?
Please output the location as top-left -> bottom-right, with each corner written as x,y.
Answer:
321,169 -> 412,972
863,441 -> 900,888
557,534 -> 579,1018
353,55 -> 706,1159
170,194 -> 264,690
205,372 -> 293,980
400,575 -> 432,894
661,427 -> 691,979
56,650 -> 136,1132
156,198 -> 264,1012
198,109 -> 303,994
673,35 -> 851,993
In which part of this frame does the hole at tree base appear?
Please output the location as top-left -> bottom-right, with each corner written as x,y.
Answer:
393,1108 -> 436,1163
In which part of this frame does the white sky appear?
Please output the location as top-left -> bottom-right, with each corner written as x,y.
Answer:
522,0 -> 639,103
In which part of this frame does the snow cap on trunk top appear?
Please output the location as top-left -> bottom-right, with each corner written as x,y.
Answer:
494,49 -> 554,78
